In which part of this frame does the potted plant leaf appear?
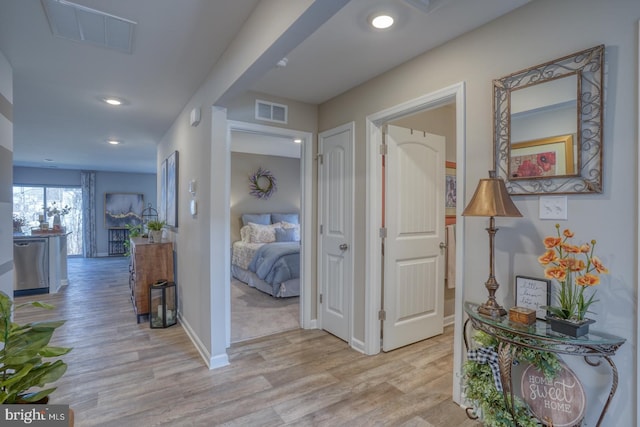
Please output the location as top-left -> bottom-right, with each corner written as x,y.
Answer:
0,290 -> 71,403
146,219 -> 166,243
124,223 -> 143,256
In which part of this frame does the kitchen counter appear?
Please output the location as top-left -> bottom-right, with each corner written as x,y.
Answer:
13,231 -> 70,294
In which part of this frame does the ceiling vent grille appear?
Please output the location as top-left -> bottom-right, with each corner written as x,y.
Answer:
255,100 -> 288,124
42,0 -> 136,54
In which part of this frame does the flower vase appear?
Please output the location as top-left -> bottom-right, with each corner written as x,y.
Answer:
546,315 -> 595,338
53,214 -> 61,228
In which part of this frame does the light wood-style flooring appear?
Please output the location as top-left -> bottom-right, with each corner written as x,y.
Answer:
14,257 -> 479,426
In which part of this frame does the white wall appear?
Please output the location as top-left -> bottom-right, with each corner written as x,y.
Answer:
157,3 -> 328,367
318,0 -> 638,425
0,50 -> 13,298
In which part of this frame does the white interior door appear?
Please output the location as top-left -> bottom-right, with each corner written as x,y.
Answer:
382,124 -> 445,351
318,123 -> 354,342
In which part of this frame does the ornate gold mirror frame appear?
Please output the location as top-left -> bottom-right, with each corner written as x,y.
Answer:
493,45 -> 604,195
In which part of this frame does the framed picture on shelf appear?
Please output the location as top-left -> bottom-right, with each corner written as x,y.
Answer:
445,161 -> 456,218
515,275 -> 551,320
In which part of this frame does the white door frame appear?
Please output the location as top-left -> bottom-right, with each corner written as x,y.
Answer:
227,120 -> 314,331
364,82 -> 467,403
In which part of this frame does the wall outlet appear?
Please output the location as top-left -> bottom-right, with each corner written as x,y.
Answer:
539,196 -> 568,220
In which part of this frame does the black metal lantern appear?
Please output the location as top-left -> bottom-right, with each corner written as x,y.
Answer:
149,280 -> 177,328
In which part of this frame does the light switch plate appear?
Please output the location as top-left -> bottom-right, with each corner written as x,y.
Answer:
539,195 -> 568,220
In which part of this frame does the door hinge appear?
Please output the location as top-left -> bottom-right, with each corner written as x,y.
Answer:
319,293 -> 323,304
379,144 -> 387,156
319,224 -> 323,234
379,227 -> 387,238
378,310 -> 386,321
316,153 -> 324,165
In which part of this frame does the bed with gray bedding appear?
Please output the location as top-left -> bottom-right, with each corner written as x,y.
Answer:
231,213 -> 301,298
231,241 -> 300,297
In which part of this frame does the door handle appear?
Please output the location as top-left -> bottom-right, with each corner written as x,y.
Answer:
439,242 -> 447,250
339,243 -> 348,251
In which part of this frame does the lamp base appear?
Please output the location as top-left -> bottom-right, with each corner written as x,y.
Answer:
477,302 -> 507,318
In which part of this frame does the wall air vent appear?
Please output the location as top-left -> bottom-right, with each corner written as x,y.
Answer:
255,100 -> 288,124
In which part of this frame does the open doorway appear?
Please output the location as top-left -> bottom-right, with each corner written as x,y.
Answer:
364,82 -> 466,403
227,120 -> 314,343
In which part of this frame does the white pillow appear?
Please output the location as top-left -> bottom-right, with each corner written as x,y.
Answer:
280,221 -> 301,241
247,222 -> 279,243
240,225 -> 251,243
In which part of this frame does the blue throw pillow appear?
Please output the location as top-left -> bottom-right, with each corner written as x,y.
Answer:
272,213 -> 299,224
275,227 -> 297,242
242,213 -> 271,226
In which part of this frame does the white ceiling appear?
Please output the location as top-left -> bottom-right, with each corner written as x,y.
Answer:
0,0 -> 529,174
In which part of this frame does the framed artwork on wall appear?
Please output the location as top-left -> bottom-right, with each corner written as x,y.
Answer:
445,161 -> 456,218
159,159 -> 167,222
165,151 -> 178,227
104,193 -> 144,228
510,134 -> 575,179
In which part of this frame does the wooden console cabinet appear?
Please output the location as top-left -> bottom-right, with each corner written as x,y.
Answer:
129,237 -> 174,323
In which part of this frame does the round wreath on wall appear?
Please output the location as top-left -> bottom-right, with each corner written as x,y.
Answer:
249,167 -> 277,199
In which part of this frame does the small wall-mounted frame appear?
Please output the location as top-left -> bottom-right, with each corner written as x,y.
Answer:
515,275 -> 551,320
445,161 -> 456,218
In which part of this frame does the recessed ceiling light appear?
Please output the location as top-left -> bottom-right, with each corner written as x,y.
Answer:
104,98 -> 122,106
293,138 -> 302,144
370,14 -> 394,29
107,139 -> 122,145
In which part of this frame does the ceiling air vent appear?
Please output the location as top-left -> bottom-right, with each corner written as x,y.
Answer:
255,100 -> 288,124
42,0 -> 136,54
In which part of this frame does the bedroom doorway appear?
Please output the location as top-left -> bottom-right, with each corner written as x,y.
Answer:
228,120 -> 313,343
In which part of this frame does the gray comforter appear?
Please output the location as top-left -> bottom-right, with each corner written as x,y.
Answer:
248,242 -> 300,285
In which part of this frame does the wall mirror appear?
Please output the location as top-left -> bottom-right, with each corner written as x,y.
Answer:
493,45 -> 604,195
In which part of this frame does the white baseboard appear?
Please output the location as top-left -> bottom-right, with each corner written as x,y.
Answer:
178,312 -> 229,370
444,314 -> 455,327
350,336 -> 366,354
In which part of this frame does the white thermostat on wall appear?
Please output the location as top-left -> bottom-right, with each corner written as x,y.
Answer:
190,199 -> 197,216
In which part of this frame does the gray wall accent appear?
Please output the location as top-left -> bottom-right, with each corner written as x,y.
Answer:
0,146 -> 11,202
0,92 -> 11,122
0,50 -> 12,299
0,260 -> 12,276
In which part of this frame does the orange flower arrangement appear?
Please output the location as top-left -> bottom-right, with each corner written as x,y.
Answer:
538,224 -> 608,321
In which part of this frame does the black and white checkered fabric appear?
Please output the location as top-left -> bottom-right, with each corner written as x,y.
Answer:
467,346 -> 503,392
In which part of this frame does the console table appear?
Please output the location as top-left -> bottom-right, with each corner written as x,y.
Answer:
464,301 -> 625,427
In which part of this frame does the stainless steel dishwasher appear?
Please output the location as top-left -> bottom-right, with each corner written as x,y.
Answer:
13,238 -> 49,296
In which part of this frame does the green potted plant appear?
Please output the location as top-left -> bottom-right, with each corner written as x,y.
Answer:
0,291 -> 71,403
146,219 -> 166,243
124,223 -> 143,256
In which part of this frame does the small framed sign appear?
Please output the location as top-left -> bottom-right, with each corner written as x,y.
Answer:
515,275 -> 550,320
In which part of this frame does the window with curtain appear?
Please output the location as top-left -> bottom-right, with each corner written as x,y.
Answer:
13,185 -> 83,256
